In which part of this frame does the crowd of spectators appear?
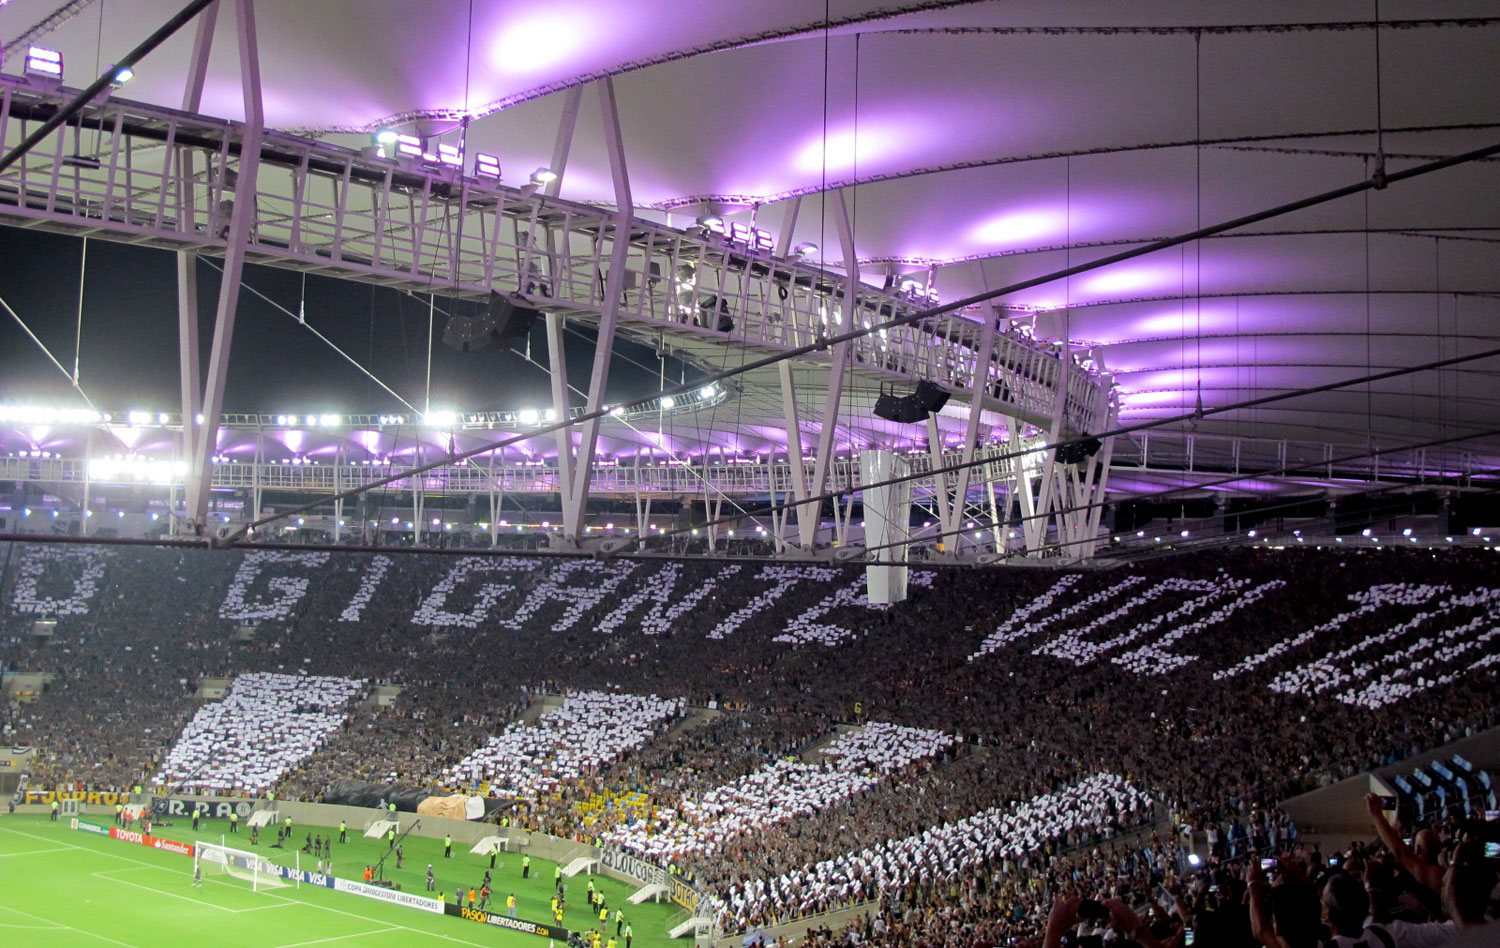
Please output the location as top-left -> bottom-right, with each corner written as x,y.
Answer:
158,671 -> 364,793
604,723 -> 958,861
444,690 -> 684,797
2,540 -> 1498,945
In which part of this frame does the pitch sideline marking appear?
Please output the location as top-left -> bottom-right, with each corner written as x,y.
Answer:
268,927 -> 402,948
90,867 -> 295,914
0,902 -> 142,948
0,846 -> 74,857
0,827 -> 504,948
0,828 -> 302,909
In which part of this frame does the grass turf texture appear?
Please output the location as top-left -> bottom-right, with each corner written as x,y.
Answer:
0,814 -> 684,948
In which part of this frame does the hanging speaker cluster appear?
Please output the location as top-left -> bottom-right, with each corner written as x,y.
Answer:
873,380 -> 951,425
1055,437 -> 1103,464
441,291 -> 542,353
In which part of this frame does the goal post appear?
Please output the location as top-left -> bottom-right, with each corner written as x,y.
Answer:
194,841 -> 289,891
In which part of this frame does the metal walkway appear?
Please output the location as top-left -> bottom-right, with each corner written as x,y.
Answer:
0,75 -> 1110,440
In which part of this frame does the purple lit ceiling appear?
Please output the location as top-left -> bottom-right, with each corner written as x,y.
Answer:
6,0 -> 1500,486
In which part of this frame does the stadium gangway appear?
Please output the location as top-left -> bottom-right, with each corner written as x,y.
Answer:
0,75 -> 1108,440
0,432 -> 1473,500
0,439 -> 1041,502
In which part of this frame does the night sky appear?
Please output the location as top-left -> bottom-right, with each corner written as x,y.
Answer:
0,227 -> 677,416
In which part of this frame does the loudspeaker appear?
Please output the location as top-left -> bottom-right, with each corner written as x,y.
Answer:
441,292 -> 541,353
913,380 -> 950,414
441,313 -> 500,352
489,291 -> 540,342
1055,438 -> 1103,465
874,392 -> 927,425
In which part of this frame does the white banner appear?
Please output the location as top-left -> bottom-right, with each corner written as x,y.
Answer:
332,876 -> 445,914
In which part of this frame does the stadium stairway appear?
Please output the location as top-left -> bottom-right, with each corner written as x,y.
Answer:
1281,721 -> 1500,850
468,835 -> 509,855
799,723 -> 863,763
668,915 -> 712,939
628,882 -> 669,904
363,819 -> 397,838
519,693 -> 564,726
708,900 -> 879,948
660,706 -> 720,741
562,856 -> 600,877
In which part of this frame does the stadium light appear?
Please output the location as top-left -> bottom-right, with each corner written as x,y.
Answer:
25,46 -> 63,80
474,153 -> 501,178
530,167 -> 558,184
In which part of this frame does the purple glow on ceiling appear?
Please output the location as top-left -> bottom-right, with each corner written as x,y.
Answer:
489,14 -> 593,75
966,207 -> 1068,249
790,118 -> 928,176
1118,306 -> 1236,339
1078,264 -> 1176,297
1117,390 -> 1189,408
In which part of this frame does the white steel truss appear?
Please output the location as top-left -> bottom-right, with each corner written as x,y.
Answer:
0,76 -> 1111,441
0,63 -> 1112,556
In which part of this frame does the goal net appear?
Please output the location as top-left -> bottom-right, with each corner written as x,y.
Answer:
194,841 -> 288,891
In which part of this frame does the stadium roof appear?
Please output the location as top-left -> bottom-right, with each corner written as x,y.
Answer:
2,0 -> 1499,497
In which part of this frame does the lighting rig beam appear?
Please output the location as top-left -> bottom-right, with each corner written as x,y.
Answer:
228,137 -> 1500,547
0,0 -> 221,174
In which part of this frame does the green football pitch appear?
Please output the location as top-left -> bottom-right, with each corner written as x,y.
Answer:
0,814 -> 686,948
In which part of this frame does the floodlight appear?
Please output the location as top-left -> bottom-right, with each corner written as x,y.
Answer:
25,46 -> 62,80
394,134 -> 423,159
518,409 -> 540,425
659,395 -> 676,410
374,129 -> 400,145
792,241 -> 819,256
530,167 -> 558,184
110,64 -> 133,85
474,153 -> 501,178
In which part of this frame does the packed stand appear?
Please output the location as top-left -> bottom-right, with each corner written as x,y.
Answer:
605,723 -> 959,860
158,672 -> 365,793
443,690 -> 684,798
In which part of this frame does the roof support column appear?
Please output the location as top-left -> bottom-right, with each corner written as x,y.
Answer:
944,311 -> 998,543
797,190 -> 857,550
545,312 -> 575,514
183,0 -> 262,535
776,361 -> 813,548
924,413 -> 955,551
561,77 -> 632,545
774,196 -> 801,258
544,86 -> 583,199
173,2 -> 218,535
